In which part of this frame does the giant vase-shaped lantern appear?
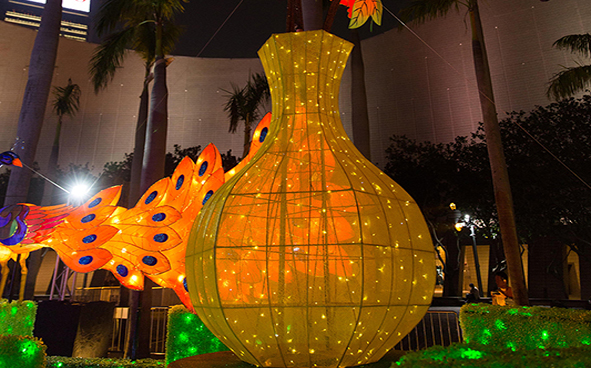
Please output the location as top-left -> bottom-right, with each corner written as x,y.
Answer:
187,31 -> 435,368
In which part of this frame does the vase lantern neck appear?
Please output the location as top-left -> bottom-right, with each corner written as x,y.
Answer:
258,31 -> 353,132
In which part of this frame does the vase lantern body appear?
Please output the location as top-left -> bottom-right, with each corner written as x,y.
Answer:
186,31 -> 435,368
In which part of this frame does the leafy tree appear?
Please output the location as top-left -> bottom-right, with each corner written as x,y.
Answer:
4,0 -> 62,207
91,0 -> 183,205
385,95 -> 591,273
42,79 -> 81,205
101,145 -> 238,185
547,33 -> 591,100
400,0 -> 528,305
223,73 -> 270,159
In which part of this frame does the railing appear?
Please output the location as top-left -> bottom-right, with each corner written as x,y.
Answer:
109,307 -> 169,356
149,307 -> 169,355
108,308 -> 462,356
73,286 -> 121,304
393,311 -> 463,351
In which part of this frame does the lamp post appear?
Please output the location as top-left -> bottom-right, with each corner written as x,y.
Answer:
455,213 -> 484,298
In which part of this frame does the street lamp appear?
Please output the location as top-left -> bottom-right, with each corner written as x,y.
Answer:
454,211 -> 484,298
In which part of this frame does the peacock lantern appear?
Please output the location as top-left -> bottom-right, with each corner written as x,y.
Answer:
186,30 -> 435,368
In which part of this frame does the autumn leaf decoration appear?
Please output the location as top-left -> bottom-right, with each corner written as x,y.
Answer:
337,0 -> 383,29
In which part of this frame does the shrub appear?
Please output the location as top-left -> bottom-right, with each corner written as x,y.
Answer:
0,335 -> 45,368
0,300 -> 37,337
165,305 -> 228,365
460,304 -> 591,350
45,357 -> 164,368
395,343 -> 591,367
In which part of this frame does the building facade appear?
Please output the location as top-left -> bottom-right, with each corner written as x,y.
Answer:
0,0 -> 588,176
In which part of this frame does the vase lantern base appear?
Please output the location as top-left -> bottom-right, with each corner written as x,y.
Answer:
168,349 -> 408,368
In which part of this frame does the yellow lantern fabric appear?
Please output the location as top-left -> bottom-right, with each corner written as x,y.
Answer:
186,30 -> 435,368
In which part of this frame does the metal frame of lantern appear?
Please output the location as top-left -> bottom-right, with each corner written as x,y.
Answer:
187,30 -> 436,368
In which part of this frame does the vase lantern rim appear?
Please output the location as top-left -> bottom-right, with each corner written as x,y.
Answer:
257,29 -> 353,59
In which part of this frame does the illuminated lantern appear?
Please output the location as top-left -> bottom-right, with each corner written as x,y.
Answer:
187,30 -> 435,368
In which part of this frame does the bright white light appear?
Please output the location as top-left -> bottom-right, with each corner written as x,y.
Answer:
70,184 -> 90,199
26,0 -> 91,13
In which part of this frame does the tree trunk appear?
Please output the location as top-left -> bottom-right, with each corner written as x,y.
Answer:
129,71 -> 151,207
129,22 -> 168,359
41,119 -> 62,206
4,0 -> 62,206
469,0 -> 528,306
442,231 -> 464,297
350,30 -> 371,160
242,119 -> 252,159
301,0 -> 323,30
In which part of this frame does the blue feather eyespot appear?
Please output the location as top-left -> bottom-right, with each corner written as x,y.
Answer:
202,190 -> 214,205
145,191 -> 158,205
183,277 -> 188,292
260,127 -> 269,143
88,198 -> 102,208
198,161 -> 208,176
153,233 -> 168,243
152,213 -> 166,222
116,264 -> 129,277
79,256 -> 93,265
81,214 -> 96,223
176,175 -> 185,190
142,256 -> 158,266
83,234 -> 97,244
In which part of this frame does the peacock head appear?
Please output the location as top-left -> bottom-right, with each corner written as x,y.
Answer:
0,205 -> 29,246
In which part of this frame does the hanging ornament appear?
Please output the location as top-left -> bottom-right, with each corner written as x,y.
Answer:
187,30 -> 435,368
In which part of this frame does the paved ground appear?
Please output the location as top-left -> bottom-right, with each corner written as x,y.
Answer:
169,349 -> 408,368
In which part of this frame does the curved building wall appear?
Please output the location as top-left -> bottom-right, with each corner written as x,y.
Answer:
1,0 -> 590,176
362,0 -> 591,167
0,21 -> 321,177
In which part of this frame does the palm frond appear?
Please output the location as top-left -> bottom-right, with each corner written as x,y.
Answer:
161,22 -> 184,56
53,79 -> 81,118
89,27 -> 137,93
553,33 -> 591,58
547,64 -> 591,100
399,0 -> 462,24
95,0 -> 145,36
155,0 -> 187,22
222,85 -> 246,133
133,22 -> 157,64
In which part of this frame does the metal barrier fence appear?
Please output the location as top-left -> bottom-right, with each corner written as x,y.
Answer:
393,311 -> 463,351
109,308 -> 462,356
109,307 -> 169,356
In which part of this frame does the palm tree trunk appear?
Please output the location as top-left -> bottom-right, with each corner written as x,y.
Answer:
41,119 -> 61,206
4,0 -> 62,206
350,29 -> 371,160
469,0 -> 528,306
131,21 -> 168,361
129,69 -> 151,206
242,118 -> 252,159
301,0 -> 323,30
323,0 -> 341,32
140,60 -> 167,191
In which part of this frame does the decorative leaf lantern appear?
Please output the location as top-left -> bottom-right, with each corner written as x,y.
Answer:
186,30 -> 435,368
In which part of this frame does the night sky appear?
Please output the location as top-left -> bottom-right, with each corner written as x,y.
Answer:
172,0 -> 410,58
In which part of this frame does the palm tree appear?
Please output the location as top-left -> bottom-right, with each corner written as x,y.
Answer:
41,79 -> 81,206
4,0 -> 62,207
93,0 -> 185,359
547,33 -> 591,100
91,2 -> 182,206
223,73 -> 270,159
400,0 -> 529,306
